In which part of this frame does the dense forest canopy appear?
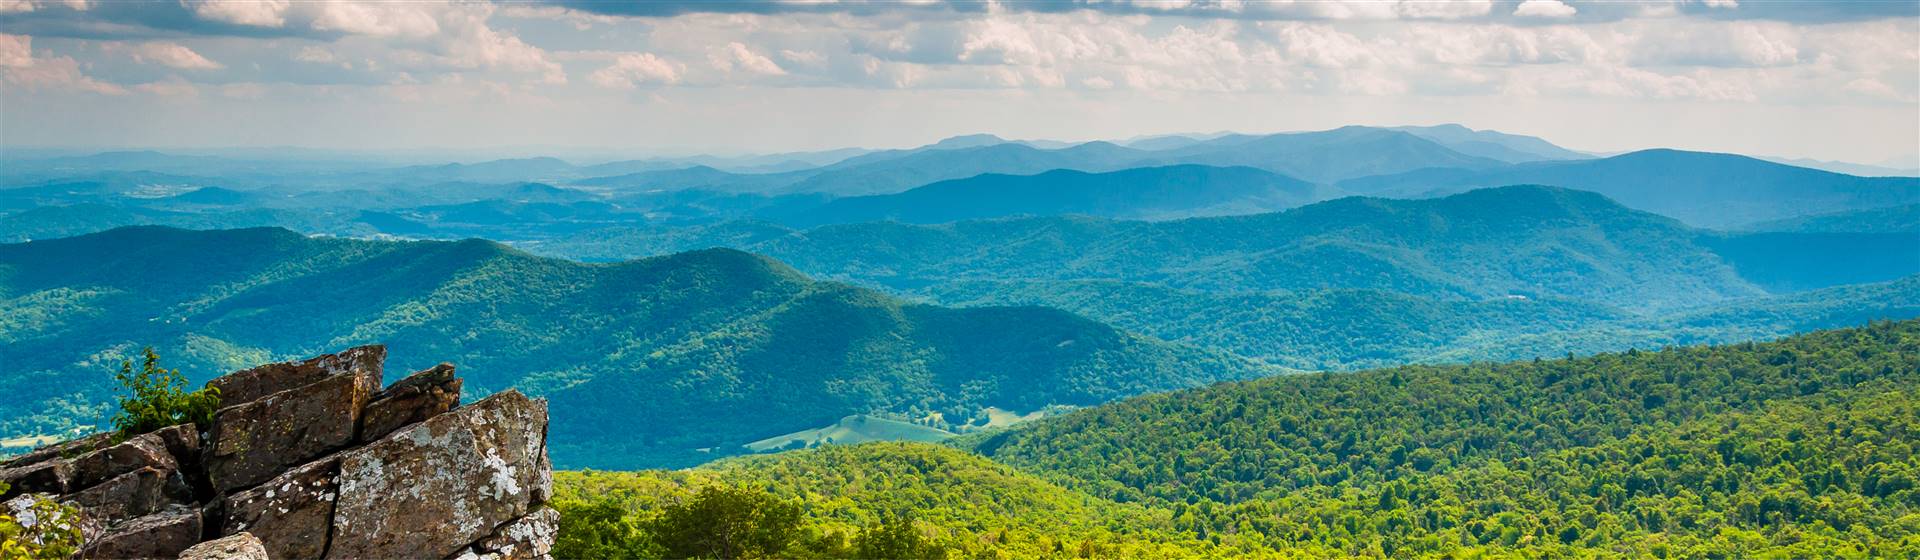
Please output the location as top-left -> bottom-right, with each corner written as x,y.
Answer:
556,321 -> 1920,558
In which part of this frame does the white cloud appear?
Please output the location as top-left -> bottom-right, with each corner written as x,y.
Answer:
0,33 -> 30,67
295,46 -> 337,64
1627,21 -> 1799,67
0,0 -> 33,14
1513,0 -> 1577,19
135,77 -> 199,96
120,42 -> 223,70
591,52 -> 682,89
0,34 -> 126,95
711,42 -> 787,75
182,0 -> 290,28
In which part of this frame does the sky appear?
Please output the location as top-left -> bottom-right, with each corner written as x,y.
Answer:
1,0 -> 1916,163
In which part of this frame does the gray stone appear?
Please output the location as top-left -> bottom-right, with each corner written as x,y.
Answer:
360,363 -> 462,443
207,345 -> 385,408
152,424 -> 203,466
206,368 -> 379,493
178,532 -> 269,560
0,459 -> 71,498
476,507 -> 558,560
70,433 -> 177,490
2,432 -> 112,469
64,466 -> 190,525
77,505 -> 203,560
220,456 -> 340,560
325,391 -> 549,559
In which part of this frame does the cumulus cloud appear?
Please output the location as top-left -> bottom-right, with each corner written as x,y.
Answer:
1513,0 -> 1577,19
0,0 -> 1911,110
0,34 -> 126,94
182,0 -> 291,27
0,33 -> 30,67
591,52 -> 682,88
117,41 -> 223,69
711,42 -> 787,75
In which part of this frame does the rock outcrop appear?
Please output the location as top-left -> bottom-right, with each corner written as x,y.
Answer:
0,346 -> 554,559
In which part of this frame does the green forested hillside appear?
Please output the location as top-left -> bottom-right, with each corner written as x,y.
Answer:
964,320 -> 1920,557
0,226 -> 1260,468
922,275 -> 1920,371
539,186 -> 1773,309
553,443 -> 1209,558
557,322 -> 1920,558
531,186 -> 1920,371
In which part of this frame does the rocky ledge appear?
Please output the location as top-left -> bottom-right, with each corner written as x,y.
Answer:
0,346 -> 554,559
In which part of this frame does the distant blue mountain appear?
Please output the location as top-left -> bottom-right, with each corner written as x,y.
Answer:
1745,203 -> 1920,234
1385,124 -> 1590,163
1136,126 -> 1508,183
775,165 -> 1339,226
1339,149 -> 1920,228
577,126 -> 1515,196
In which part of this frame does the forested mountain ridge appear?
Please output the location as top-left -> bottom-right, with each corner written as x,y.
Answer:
958,320 -> 1920,556
556,321 -> 1920,558
0,226 -> 1263,468
920,274 -> 1920,371
537,186 -> 1788,309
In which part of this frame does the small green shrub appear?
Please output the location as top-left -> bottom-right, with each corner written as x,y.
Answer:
110,347 -> 220,437
0,482 -> 84,559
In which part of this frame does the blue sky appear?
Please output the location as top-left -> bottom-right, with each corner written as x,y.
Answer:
1,0 -> 1915,163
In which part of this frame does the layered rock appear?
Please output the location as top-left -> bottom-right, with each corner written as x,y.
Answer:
0,346 -> 553,559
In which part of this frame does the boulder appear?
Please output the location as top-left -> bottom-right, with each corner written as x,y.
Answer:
476,506 -> 559,560
178,532 -> 269,560
207,345 -> 385,408
69,433 -> 178,490
2,432 -> 112,469
5,346 -> 553,557
206,367 -> 380,493
64,466 -> 190,524
77,505 -> 203,560
220,456 -> 339,560
360,363 -> 462,443
0,459 -> 71,498
325,391 -> 548,559
152,424 -> 203,468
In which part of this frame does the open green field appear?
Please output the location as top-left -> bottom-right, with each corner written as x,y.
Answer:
743,415 -> 955,452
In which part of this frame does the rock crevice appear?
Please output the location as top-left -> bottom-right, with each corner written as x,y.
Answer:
1,346 -> 554,560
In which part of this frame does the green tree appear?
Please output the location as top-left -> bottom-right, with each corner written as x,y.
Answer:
553,497 -> 655,560
853,514 -> 948,560
645,486 -> 802,559
110,347 -> 220,437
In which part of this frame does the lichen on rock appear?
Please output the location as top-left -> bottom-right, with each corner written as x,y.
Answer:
0,345 -> 554,559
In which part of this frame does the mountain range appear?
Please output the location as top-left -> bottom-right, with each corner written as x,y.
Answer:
539,186 -> 1917,310
7,126 -> 1915,242
770,165 -> 1342,226
0,226 -> 1261,468
530,186 -> 1920,370
1340,149 -> 1920,228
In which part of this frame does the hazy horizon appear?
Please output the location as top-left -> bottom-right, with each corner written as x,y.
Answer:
3,0 -> 1917,163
